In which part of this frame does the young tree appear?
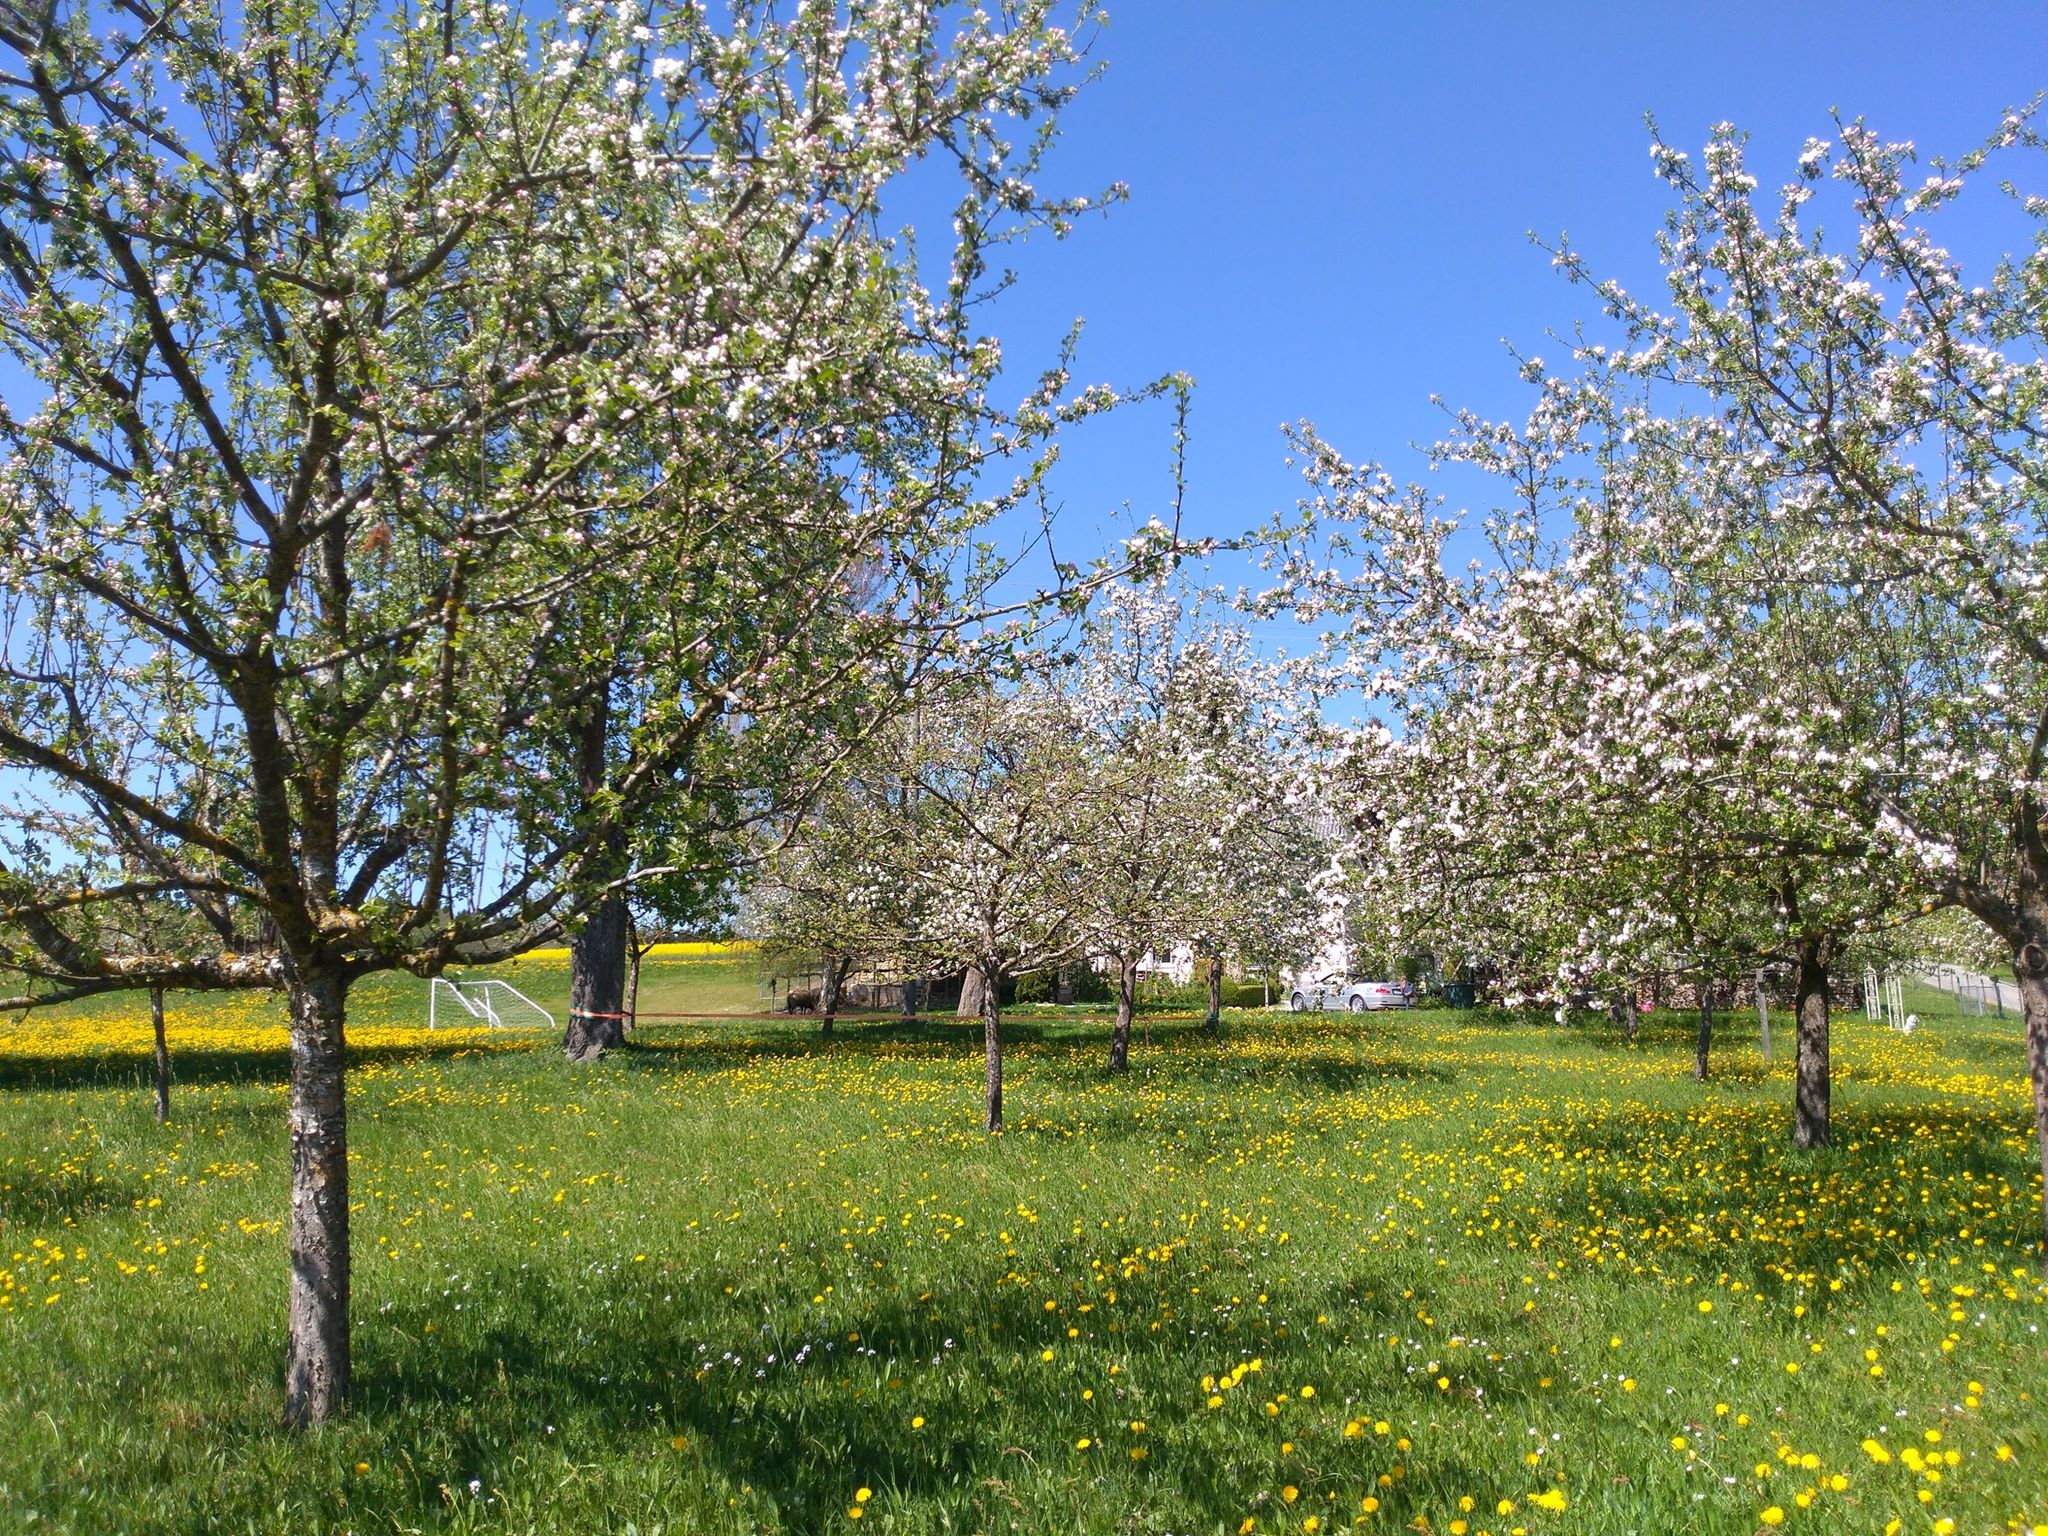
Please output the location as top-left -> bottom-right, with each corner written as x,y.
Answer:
781,685 -> 1095,1128
916,687 -> 1100,1128
747,781 -> 909,1039
1121,597 -> 1326,1032
1064,586 -> 1219,1068
0,0 -> 1158,1423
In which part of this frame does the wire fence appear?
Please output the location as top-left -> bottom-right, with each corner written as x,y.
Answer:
1912,965 -> 2018,1019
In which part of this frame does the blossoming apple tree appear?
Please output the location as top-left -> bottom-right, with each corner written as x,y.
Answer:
1548,110 -> 2048,1236
0,0 -> 1170,1423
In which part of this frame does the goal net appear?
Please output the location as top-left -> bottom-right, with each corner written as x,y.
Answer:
428,977 -> 556,1032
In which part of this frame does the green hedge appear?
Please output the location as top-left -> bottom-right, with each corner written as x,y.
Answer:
1138,974 -> 1270,1011
1012,966 -> 1113,1005
1009,967 -> 1272,1009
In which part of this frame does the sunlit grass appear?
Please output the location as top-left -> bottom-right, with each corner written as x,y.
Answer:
0,973 -> 2042,1534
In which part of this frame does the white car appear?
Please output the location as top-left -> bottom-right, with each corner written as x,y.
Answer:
1288,975 -> 1410,1013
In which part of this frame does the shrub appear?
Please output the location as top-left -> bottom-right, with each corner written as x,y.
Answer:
1137,973 -> 1269,1011
1012,966 -> 1112,1005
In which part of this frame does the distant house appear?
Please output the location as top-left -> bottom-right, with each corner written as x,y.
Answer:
1135,943 -> 1196,986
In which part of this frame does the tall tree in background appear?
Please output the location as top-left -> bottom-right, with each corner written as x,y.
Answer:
0,0 -> 1164,1423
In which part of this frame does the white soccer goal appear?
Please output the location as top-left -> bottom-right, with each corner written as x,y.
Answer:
428,977 -> 556,1031
1861,971 -> 1912,1032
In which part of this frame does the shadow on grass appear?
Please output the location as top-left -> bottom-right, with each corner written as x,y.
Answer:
342,1226 -> 1462,1533
616,1014 -> 1461,1104
1561,1008 -> 1714,1053
0,1038 -> 524,1096
1515,1098 -> 2038,1305
0,1163 -> 148,1224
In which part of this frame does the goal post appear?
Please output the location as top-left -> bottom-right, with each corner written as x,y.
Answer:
428,977 -> 557,1031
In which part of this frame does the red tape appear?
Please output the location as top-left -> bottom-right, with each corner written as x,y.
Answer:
565,1008 -> 1214,1023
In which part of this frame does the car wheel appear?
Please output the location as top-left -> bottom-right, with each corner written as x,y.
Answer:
1289,991 -> 1307,1012
1348,994 -> 1367,1013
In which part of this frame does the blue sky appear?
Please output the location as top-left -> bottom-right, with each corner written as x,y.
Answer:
946,0 -> 2048,568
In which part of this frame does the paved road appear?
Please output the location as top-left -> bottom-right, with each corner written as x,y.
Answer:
1914,965 -> 2021,1016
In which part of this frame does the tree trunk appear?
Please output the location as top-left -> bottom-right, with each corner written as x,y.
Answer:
150,984 -> 170,1124
1054,964 -> 1075,1005
1694,979 -> 1713,1082
900,972 -> 918,1019
564,670 -> 627,1062
565,892 -> 629,1061
1793,938 -> 1832,1149
958,964 -> 985,1019
819,952 -> 852,1038
1756,967 -> 1772,1063
1607,989 -> 1630,1039
1109,955 -> 1137,1071
625,907 -> 642,1036
1205,955 -> 1223,1031
283,968 -> 350,1427
2016,929 -> 2048,1269
979,964 -> 1004,1133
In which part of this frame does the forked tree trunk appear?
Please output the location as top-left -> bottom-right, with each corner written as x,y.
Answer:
1694,980 -> 1713,1082
1109,955 -> 1138,1070
1792,937 -> 1832,1149
150,985 -> 170,1124
1205,955 -> 1223,1031
283,968 -> 350,1427
979,963 -> 1004,1132
565,893 -> 629,1061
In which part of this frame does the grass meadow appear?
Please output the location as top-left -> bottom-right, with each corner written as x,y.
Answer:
0,961 -> 2043,1535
